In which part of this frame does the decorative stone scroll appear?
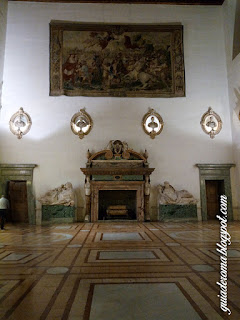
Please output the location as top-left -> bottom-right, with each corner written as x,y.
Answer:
85,140 -> 149,165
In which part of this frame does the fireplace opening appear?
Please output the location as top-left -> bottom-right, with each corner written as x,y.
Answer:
98,190 -> 137,220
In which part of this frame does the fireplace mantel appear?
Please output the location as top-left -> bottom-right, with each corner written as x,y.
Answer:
81,168 -> 154,176
80,140 -> 155,222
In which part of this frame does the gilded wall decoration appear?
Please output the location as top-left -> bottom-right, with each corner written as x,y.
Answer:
142,109 -> 164,139
200,107 -> 222,139
70,108 -> 93,139
9,107 -> 32,139
50,22 -> 185,97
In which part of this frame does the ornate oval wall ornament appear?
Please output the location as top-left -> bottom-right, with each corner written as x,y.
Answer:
70,108 -> 93,139
200,107 -> 222,139
9,107 -> 32,139
142,109 -> 164,139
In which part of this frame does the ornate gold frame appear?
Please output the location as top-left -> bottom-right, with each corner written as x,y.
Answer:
142,108 -> 164,139
70,108 -> 93,139
9,107 -> 32,139
200,107 -> 222,139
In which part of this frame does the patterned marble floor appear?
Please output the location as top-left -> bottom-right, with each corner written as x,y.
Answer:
0,221 -> 239,320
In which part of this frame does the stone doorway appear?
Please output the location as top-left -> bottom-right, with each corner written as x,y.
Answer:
0,164 -> 37,224
196,164 -> 235,220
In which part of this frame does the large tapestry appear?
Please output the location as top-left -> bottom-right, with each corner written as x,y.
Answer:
50,22 -> 185,97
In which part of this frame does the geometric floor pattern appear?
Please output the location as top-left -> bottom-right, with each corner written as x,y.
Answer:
0,221 -> 239,319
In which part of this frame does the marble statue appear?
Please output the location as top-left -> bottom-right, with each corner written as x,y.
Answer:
106,140 -> 114,150
85,176 -> 91,196
157,181 -> 197,205
145,176 -> 150,196
38,182 -> 75,206
148,116 -> 158,132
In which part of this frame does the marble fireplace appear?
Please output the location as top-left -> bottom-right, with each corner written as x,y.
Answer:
81,140 -> 155,222
99,190 -> 137,220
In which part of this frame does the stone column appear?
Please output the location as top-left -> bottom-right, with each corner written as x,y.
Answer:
84,176 -> 91,222
0,0 -> 8,110
35,200 -> 42,225
144,175 -> 150,221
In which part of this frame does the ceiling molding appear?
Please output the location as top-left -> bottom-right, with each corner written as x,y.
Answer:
9,0 -> 225,5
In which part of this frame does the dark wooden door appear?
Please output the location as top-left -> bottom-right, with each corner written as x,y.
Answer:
8,181 -> 28,223
206,180 -> 224,219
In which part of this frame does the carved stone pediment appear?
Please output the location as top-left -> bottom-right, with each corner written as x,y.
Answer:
86,140 -> 149,166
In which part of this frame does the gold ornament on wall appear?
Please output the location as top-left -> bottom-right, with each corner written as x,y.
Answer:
70,108 -> 93,139
9,107 -> 32,139
200,107 -> 222,139
142,109 -> 164,139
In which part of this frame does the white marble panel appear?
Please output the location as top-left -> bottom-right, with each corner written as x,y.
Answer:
99,251 -> 156,260
89,283 -> 202,320
102,232 -> 142,241
3,253 -> 28,261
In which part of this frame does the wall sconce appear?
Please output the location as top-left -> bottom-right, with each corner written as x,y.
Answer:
9,107 -> 32,139
70,108 -> 93,139
142,108 -> 164,139
200,107 -> 222,139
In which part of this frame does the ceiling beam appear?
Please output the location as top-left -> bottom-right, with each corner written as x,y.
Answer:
9,0 -> 225,5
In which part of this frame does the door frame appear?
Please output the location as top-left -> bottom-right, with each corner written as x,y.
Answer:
8,180 -> 29,223
205,179 -> 224,220
196,164 -> 235,221
0,164 -> 37,224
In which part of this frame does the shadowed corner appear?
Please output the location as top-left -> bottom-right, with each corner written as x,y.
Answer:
233,87 -> 240,120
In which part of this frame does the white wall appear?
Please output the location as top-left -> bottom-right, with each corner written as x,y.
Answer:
0,2 -> 235,220
0,0 -> 8,110
223,0 -> 240,219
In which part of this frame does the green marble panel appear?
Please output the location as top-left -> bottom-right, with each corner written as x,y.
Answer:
159,204 -> 197,221
122,175 -> 143,181
92,175 -> 143,181
92,175 -> 114,181
42,205 -> 75,221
